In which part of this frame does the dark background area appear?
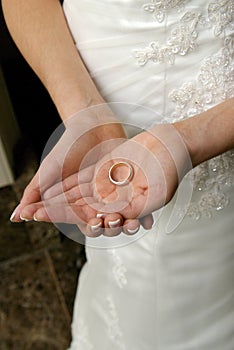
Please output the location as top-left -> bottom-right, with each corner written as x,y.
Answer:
0,2 -> 86,349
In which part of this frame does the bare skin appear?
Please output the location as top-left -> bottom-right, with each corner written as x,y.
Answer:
19,102 -> 234,237
3,1 -> 234,236
2,0 -> 152,229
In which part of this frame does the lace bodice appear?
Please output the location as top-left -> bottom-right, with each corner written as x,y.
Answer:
135,0 -> 234,220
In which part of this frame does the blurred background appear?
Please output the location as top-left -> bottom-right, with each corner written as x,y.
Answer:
0,2 -> 86,349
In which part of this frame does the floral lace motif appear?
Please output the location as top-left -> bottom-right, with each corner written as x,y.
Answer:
134,11 -> 201,65
183,152 -> 234,219
208,0 -> 234,36
109,249 -> 127,289
168,37 -> 234,120
142,0 -> 186,23
167,37 -> 234,219
135,0 -> 234,66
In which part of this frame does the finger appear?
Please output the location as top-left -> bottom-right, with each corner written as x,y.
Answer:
77,163 -> 96,184
19,202 -> 44,221
44,183 -> 93,204
10,172 -> 41,222
43,173 -> 78,199
19,184 -> 96,222
11,154 -> 63,222
86,217 -> 104,237
96,212 -> 107,219
103,213 -> 123,228
123,219 -> 140,235
43,164 -> 96,200
139,214 -> 154,230
99,213 -> 141,236
33,202 -> 97,224
102,213 -> 124,237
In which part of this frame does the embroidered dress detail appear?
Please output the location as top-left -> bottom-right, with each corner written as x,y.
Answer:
177,151 -> 234,220
167,37 -> 234,219
207,0 -> 234,36
137,0 -> 234,219
135,0 -> 234,66
168,37 -> 234,120
142,0 -> 186,23
134,11 -> 200,65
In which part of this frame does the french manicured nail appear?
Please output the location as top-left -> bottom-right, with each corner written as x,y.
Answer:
127,227 -> 140,235
109,219 -> 121,228
10,204 -> 20,222
91,221 -> 103,233
96,213 -> 106,219
10,210 -> 16,222
33,214 -> 38,222
20,214 -> 31,222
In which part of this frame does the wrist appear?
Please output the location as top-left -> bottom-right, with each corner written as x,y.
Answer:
172,98 -> 234,167
48,78 -> 105,121
146,124 -> 193,178
172,119 -> 199,167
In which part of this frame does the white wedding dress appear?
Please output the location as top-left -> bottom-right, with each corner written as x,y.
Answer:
62,1 -> 234,349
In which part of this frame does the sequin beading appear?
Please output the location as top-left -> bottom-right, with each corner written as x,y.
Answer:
136,1 -> 234,219
135,0 -> 234,66
134,11 -> 201,66
167,37 -> 234,219
142,0 -> 186,23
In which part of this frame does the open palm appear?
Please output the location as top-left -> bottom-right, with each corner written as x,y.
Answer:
20,125 -> 192,237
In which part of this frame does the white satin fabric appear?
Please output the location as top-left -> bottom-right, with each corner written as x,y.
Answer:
62,1 -> 234,349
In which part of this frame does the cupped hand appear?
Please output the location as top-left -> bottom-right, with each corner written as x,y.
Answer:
10,104 -> 126,222
19,124 -> 192,237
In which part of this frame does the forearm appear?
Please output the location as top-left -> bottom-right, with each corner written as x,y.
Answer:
173,98 -> 234,167
2,0 -> 104,120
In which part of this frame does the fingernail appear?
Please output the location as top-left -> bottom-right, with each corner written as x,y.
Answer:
10,204 -> 20,222
20,214 -> 31,222
10,210 -> 16,222
33,214 -> 38,222
91,222 -> 103,233
96,213 -> 106,219
109,219 -> 121,228
127,227 -> 140,235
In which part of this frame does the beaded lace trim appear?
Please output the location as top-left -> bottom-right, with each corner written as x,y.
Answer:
207,0 -> 234,36
135,0 -> 234,66
142,0 -> 186,23
134,11 -> 201,66
168,37 -> 234,120
181,151 -> 234,220
167,37 -> 234,219
136,2 -> 234,219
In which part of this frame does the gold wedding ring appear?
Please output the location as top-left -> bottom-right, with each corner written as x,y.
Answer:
108,161 -> 134,186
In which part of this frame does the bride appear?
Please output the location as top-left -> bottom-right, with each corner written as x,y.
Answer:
3,0 -> 234,349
